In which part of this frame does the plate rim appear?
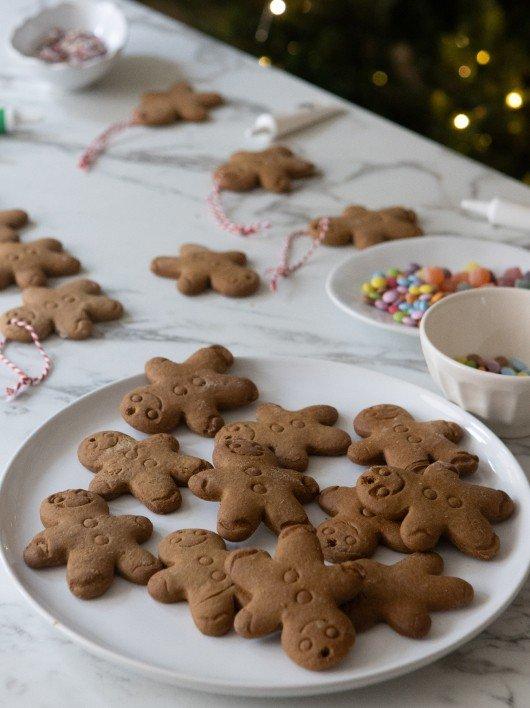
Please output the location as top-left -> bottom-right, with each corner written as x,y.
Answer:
1,355 -> 529,697
325,234 -> 530,338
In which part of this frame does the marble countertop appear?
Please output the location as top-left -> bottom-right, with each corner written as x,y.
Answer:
1,1 -> 529,705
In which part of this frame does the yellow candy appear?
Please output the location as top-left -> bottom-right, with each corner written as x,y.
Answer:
517,371 -> 529,377
361,282 -> 373,294
370,276 -> 387,289
408,285 -> 421,295
419,284 -> 434,294
464,261 -> 480,272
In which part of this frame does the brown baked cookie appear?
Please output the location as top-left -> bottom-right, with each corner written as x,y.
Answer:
356,462 -> 515,560
0,279 -> 123,342
77,431 -> 211,514
133,82 -> 223,126
23,489 -> 162,599
188,436 -> 319,541
226,524 -> 363,671
0,209 -> 29,242
348,404 -> 478,476
151,244 -> 260,298
214,146 -> 315,193
309,206 -> 422,249
120,345 -> 258,437
148,529 -> 237,636
344,553 -> 474,638
316,485 -> 409,562
0,238 -> 80,290
216,403 -> 350,472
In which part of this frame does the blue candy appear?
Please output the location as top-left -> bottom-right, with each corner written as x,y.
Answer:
500,367 -> 516,375
509,357 -> 529,372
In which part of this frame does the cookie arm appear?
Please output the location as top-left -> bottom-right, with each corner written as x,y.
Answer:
23,528 -> 67,568
40,246 -> 80,278
13,264 -> 48,289
274,524 -> 323,565
169,454 -> 212,485
88,471 -> 131,499
318,485 -> 358,516
150,256 -> 181,280
196,91 -> 224,108
469,485 -> 515,522
347,438 -> 385,465
85,295 -> 123,323
147,566 -> 186,603
116,546 -> 162,584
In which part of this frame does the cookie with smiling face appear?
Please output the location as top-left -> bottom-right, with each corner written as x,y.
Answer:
148,529 -> 237,636
120,345 -> 259,437
355,462 -> 514,560
23,489 -> 162,599
347,404 -> 478,476
216,403 -> 351,472
226,524 -> 363,671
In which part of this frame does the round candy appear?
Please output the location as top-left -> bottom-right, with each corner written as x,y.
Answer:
423,266 -> 445,286
374,299 -> 387,310
483,358 -> 501,374
509,357 -> 529,372
503,267 -> 523,280
500,367 -> 516,376
382,289 -> 399,303
468,267 -> 492,287
393,311 -> 405,322
370,275 -> 387,289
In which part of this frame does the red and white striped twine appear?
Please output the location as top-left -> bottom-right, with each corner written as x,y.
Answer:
206,180 -> 271,236
0,320 -> 52,400
268,217 -> 330,292
78,118 -> 138,172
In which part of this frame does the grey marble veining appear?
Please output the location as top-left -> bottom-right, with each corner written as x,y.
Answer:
1,1 -> 529,705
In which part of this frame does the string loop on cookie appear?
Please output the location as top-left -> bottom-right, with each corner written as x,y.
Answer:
268,217 -> 330,292
206,180 -> 271,237
0,319 -> 52,400
78,118 -> 139,172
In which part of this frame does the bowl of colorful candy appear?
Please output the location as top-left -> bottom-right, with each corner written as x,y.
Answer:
326,235 -> 530,337
420,287 -> 530,438
10,1 -> 128,91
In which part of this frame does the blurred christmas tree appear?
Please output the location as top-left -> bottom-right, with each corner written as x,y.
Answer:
145,0 -> 530,181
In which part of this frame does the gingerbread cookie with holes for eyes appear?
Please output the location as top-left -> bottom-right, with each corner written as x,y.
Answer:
133,82 -> 224,126
188,436 -> 319,542
151,244 -> 260,298
0,209 -> 29,242
214,146 -> 315,193
216,403 -> 351,472
120,345 -> 259,437
356,462 -> 515,560
148,529 -> 237,636
77,431 -> 211,514
344,553 -> 474,638
347,404 -> 479,476
23,489 -> 162,599
0,279 -> 123,342
226,524 -> 363,671
309,205 -> 423,249
0,238 -> 80,290
316,485 -> 409,562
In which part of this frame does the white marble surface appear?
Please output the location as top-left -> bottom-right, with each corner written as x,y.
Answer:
1,1 -> 529,705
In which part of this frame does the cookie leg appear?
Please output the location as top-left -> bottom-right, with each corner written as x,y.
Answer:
399,509 -> 441,552
233,598 -> 280,638
216,493 -> 262,541
184,405 -> 225,437
382,600 -> 432,638
130,469 -> 182,514
13,266 -> 47,289
446,514 -> 500,560
189,587 -> 235,636
67,550 -> 115,599
264,497 -> 309,535
53,308 -> 94,340
0,267 -> 13,290
116,547 -> 162,584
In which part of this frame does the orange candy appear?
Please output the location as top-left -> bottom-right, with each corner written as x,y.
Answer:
423,266 -> 445,286
468,267 -> 492,287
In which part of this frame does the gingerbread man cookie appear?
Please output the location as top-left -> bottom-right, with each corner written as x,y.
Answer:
151,244 -> 260,298
188,436 -> 319,541
133,82 -> 223,126
78,431 -> 211,514
214,146 -> 315,193
23,489 -> 162,599
348,404 -> 478,476
148,529 -> 237,636
120,345 -> 259,437
344,553 -> 474,638
0,279 -> 123,342
216,403 -> 350,472
309,205 -> 422,249
316,485 -> 409,562
0,209 -> 28,242
356,463 -> 515,560
0,238 -> 80,290
226,524 -> 363,670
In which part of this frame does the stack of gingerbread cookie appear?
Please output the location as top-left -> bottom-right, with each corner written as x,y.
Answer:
22,344 -> 515,672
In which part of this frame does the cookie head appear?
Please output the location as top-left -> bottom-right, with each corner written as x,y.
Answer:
120,387 -> 172,433
159,528 -> 221,554
40,489 -> 108,526
317,519 -> 374,562
217,435 -> 277,466
358,466 -> 406,499
77,431 -> 122,467
354,404 -> 412,436
282,606 -> 355,671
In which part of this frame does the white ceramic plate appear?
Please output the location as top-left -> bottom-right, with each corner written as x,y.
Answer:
326,235 -> 530,337
1,356 -> 529,697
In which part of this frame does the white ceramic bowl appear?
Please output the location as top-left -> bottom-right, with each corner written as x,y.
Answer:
10,1 -> 128,91
420,287 -> 530,438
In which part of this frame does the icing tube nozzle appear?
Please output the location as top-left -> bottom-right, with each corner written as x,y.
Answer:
0,107 -> 42,134
246,103 -> 344,143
